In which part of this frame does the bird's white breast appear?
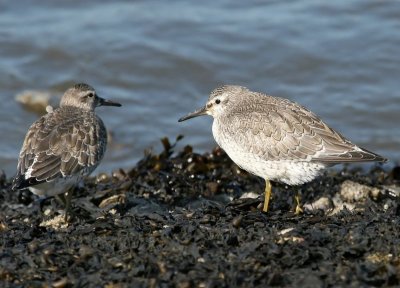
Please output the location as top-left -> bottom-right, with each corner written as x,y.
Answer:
28,176 -> 81,197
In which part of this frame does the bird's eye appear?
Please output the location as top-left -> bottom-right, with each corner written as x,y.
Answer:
215,99 -> 221,104
88,93 -> 94,98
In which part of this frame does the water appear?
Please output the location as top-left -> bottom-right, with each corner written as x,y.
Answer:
1,0 -> 399,177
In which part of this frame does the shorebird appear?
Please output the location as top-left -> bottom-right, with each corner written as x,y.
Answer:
179,85 -> 387,212
12,83 -> 121,219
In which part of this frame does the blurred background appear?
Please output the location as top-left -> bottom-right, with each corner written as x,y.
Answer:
0,0 -> 399,177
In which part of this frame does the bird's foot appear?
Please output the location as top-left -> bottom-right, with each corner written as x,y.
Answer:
294,194 -> 303,215
37,197 -> 52,215
55,193 -> 74,223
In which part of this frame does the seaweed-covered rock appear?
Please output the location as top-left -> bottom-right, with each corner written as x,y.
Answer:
1,137 -> 399,287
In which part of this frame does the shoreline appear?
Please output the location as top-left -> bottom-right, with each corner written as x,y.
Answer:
1,138 -> 399,287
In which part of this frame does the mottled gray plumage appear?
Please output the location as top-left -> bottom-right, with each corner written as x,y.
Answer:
12,83 -> 121,200
179,85 -> 387,212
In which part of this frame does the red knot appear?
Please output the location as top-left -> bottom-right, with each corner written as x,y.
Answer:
179,85 -> 387,213
12,83 -> 121,219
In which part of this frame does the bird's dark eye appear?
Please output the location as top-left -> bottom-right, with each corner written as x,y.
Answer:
88,92 -> 94,98
215,99 -> 221,104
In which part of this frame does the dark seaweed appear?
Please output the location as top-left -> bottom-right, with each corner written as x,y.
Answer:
1,137 -> 399,287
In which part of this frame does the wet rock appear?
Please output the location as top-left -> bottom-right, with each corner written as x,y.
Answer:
98,194 -> 126,209
112,169 -> 127,181
304,196 -> 333,213
96,172 -> 111,183
15,90 -> 52,115
340,180 -> 381,202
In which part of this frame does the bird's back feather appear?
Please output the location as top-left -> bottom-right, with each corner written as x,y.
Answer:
218,91 -> 386,164
13,107 -> 107,190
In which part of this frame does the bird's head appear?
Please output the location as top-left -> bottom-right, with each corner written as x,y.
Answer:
60,83 -> 121,110
178,85 -> 248,121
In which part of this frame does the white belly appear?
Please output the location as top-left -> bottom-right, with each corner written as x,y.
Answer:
212,121 -> 326,185
28,176 -> 80,197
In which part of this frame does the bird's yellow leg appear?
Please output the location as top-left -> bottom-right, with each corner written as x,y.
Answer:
294,193 -> 303,215
263,179 -> 272,212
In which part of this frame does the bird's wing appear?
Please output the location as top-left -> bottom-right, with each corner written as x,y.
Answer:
13,111 -> 107,189
224,94 -> 386,163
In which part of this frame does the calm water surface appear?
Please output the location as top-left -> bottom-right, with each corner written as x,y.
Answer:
0,0 -> 399,176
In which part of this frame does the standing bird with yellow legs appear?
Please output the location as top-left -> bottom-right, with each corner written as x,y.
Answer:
179,85 -> 387,213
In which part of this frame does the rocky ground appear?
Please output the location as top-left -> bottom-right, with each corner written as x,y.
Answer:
1,137 -> 399,287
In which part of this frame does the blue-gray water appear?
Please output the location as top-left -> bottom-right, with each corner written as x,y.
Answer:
0,0 -> 399,177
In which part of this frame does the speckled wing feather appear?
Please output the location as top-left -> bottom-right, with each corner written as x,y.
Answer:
222,92 -> 386,163
13,108 -> 107,189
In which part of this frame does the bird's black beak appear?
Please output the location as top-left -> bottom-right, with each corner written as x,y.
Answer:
178,106 -> 208,122
98,96 -> 122,107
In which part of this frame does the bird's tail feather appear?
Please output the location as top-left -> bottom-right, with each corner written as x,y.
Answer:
312,146 -> 387,164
